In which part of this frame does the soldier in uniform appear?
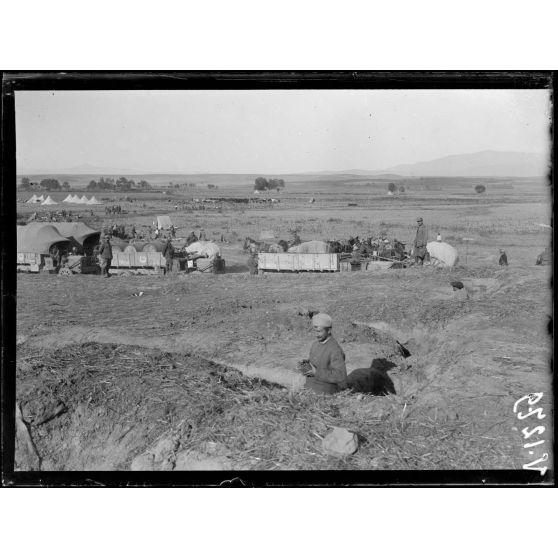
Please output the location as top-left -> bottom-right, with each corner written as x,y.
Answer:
413,217 -> 428,265
162,236 -> 175,273
99,234 -> 113,278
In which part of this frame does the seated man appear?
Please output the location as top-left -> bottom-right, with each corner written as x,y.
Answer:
303,313 -> 348,395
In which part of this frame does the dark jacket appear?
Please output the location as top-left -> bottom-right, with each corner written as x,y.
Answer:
308,336 -> 348,393
162,241 -> 175,260
99,240 -> 112,259
414,223 -> 428,257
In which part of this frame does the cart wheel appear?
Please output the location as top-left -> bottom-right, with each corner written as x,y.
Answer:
120,270 -> 132,277
58,267 -> 73,276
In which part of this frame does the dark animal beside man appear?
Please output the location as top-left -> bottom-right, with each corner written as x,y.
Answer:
347,358 -> 397,395
499,249 -> 508,266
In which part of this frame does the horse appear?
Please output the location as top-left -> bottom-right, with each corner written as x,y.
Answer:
243,237 -> 260,253
244,237 -> 285,253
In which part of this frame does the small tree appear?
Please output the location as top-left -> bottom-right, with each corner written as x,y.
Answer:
18,177 -> 31,190
388,182 -> 397,193
474,184 -> 486,194
255,177 -> 268,191
40,178 -> 61,190
398,184 -> 405,193
62,181 -> 70,190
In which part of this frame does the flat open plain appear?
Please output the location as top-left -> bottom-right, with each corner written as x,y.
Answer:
15,178 -> 553,471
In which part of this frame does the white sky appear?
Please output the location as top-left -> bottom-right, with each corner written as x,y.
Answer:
16,89 -> 551,174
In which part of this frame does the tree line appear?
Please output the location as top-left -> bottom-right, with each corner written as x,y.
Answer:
18,177 -> 70,191
18,176 -> 152,191
87,177 -> 151,191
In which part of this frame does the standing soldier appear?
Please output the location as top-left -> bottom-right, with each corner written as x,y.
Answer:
51,245 -> 60,270
162,236 -> 175,274
247,252 -> 259,275
99,234 -> 113,278
413,217 -> 428,266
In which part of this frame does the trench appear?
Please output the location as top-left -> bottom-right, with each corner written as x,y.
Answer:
22,326 -> 306,390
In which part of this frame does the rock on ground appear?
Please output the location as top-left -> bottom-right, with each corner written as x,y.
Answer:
322,427 -> 359,457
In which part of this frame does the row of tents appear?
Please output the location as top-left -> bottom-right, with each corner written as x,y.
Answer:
25,194 -> 102,205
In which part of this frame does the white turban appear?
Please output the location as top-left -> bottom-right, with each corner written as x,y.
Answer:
312,313 -> 332,328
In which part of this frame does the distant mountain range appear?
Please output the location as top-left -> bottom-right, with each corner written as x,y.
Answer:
19,150 -> 548,178
332,150 -> 547,177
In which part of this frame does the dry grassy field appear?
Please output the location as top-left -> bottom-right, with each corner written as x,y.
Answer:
15,176 -> 553,473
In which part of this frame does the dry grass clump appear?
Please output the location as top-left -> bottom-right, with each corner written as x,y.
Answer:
16,342 -> 519,470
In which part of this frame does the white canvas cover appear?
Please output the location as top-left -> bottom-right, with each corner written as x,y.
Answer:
26,195 -> 40,203
186,241 -> 220,260
288,240 -> 329,254
69,195 -> 80,203
259,230 -> 276,240
41,196 -> 58,205
54,222 -> 100,247
426,241 -> 459,267
78,196 -> 89,203
36,195 -> 45,202
157,215 -> 173,229
17,223 -> 71,253
87,196 -> 102,205
63,194 -> 74,202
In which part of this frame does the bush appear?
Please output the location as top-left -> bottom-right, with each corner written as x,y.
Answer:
474,184 -> 486,194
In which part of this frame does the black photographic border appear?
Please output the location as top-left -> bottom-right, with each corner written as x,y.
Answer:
1,70 -> 555,487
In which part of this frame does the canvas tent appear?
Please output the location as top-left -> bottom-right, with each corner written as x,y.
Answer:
87,196 -> 102,205
426,241 -> 459,267
41,196 -> 58,205
69,195 -> 80,203
53,222 -> 101,251
78,196 -> 89,204
156,215 -> 173,229
63,194 -> 74,203
26,195 -> 41,204
17,223 -> 72,254
36,195 -> 45,202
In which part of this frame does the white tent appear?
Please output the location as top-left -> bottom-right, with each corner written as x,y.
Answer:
78,195 -> 89,204
87,196 -> 102,205
26,195 -> 41,204
69,195 -> 80,203
41,196 -> 58,205
63,194 -> 74,203
36,194 -> 45,202
156,215 -> 173,229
